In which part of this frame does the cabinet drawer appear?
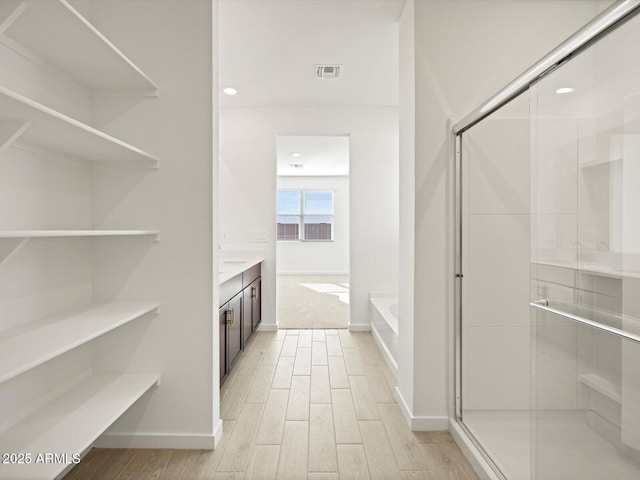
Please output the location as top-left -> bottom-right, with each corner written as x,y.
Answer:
243,263 -> 261,287
220,273 -> 242,307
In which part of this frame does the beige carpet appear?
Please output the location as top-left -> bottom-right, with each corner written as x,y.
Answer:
277,274 -> 349,329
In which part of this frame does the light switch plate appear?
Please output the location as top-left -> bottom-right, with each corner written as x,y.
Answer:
249,231 -> 268,243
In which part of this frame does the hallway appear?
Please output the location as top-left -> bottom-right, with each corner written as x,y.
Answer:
66,329 -> 478,479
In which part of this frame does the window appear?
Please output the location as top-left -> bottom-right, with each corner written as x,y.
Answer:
277,191 -> 301,240
277,190 -> 334,241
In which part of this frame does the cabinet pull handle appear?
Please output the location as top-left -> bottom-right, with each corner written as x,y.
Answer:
225,309 -> 234,325
251,286 -> 257,299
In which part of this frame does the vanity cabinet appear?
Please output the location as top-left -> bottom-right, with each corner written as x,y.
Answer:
242,263 -> 262,348
220,292 -> 242,384
250,278 -> 262,330
219,262 -> 262,385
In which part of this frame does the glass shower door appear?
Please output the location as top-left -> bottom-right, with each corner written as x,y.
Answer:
530,12 -> 640,480
459,92 -> 532,480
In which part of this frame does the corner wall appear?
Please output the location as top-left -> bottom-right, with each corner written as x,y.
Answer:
398,0 -> 606,428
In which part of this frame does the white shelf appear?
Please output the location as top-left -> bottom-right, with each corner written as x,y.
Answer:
579,373 -> 621,404
0,373 -> 159,480
0,230 -> 159,239
0,0 -> 157,93
0,85 -> 158,164
0,302 -> 159,384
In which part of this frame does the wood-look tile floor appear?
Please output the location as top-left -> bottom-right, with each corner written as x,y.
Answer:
65,329 -> 478,480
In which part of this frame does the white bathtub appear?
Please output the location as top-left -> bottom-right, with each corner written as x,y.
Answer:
369,295 -> 398,377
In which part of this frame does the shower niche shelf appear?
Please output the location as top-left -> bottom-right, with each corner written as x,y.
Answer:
579,156 -> 622,169
579,373 -> 621,404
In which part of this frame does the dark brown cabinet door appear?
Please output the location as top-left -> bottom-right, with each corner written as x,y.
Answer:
219,306 -> 226,384
252,277 -> 261,330
226,293 -> 242,371
242,287 -> 252,348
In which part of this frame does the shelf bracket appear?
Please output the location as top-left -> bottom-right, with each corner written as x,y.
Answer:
0,119 -> 30,157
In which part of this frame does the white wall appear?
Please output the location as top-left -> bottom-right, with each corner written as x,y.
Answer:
220,107 -> 398,329
397,0 -> 416,417
88,0 -> 218,446
463,114 -> 531,411
397,0 -> 607,429
276,175 -> 350,275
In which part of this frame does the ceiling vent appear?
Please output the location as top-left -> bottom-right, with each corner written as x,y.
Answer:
316,65 -> 341,79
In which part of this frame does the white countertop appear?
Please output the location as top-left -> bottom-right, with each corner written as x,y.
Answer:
219,251 -> 264,284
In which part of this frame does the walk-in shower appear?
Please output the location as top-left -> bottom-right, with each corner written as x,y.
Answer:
453,2 -> 640,478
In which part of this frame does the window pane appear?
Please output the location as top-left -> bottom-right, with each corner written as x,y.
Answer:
277,215 -> 300,240
304,215 -> 333,224
304,223 -> 332,240
303,215 -> 333,240
303,191 -> 333,214
277,191 -> 301,214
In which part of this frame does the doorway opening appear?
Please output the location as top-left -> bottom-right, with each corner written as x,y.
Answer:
275,135 -> 350,329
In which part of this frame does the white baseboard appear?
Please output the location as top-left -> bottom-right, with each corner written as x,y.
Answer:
449,419 -> 501,480
257,323 -> 278,332
394,387 -> 414,428
393,387 -> 449,431
348,323 -> 370,332
412,415 -> 450,431
94,431 -> 217,450
213,419 -> 224,448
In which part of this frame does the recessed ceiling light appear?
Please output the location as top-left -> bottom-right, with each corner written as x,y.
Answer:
223,87 -> 238,96
555,87 -> 574,95
291,152 -> 302,157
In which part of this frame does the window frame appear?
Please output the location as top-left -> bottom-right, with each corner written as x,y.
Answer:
276,189 -> 334,242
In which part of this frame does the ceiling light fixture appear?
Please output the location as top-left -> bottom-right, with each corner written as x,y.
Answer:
223,87 -> 238,96
555,87 -> 575,95
291,152 -> 301,157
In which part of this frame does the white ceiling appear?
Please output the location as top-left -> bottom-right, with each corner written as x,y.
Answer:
277,135 -> 349,176
218,0 -> 404,107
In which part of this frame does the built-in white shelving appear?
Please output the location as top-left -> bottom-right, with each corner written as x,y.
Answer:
0,230 -> 159,239
0,0 -> 161,470
0,373 -> 160,480
0,302 -> 160,384
0,85 -> 158,164
0,0 -> 158,94
579,373 -> 621,404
